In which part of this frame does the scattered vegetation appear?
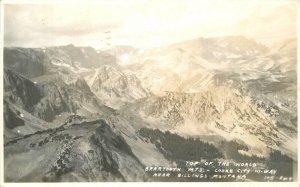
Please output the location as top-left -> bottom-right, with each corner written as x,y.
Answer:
138,128 -> 223,161
218,140 -> 265,162
266,149 -> 295,177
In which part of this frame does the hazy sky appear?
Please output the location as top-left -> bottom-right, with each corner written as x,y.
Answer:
4,0 -> 297,49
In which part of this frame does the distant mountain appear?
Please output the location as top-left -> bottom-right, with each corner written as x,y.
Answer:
46,44 -> 117,69
167,35 -> 269,61
86,65 -> 150,109
272,38 -> 296,57
4,44 -> 117,78
103,45 -> 136,57
124,36 -> 290,95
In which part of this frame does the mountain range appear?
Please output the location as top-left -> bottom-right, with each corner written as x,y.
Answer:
3,36 -> 297,182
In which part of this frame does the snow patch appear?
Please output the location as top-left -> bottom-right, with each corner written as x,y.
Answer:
51,61 -> 71,68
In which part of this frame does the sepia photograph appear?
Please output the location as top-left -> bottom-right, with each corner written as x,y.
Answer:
1,0 -> 298,184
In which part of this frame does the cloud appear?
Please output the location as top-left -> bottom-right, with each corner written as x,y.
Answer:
4,0 -> 297,48
4,3 -> 127,47
234,3 -> 297,45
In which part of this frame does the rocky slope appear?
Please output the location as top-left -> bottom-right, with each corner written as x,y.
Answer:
4,47 -> 47,78
121,83 -> 293,156
4,69 -> 104,122
4,116 -> 147,182
86,65 -> 150,109
121,37 -> 297,159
